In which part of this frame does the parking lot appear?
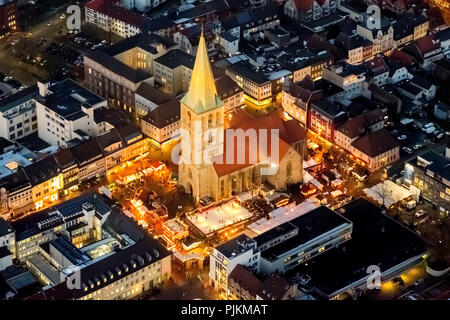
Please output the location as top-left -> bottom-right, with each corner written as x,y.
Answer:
386,119 -> 446,157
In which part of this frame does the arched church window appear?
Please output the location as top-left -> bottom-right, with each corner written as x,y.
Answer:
286,161 -> 292,177
208,114 -> 213,128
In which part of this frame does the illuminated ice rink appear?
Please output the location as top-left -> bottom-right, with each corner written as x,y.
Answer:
186,200 -> 253,236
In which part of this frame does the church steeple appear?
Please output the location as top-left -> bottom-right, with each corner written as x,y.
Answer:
180,30 -> 223,114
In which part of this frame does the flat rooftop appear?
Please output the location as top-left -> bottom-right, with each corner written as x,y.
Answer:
37,79 -> 104,119
0,150 -> 32,178
216,234 -> 256,259
247,201 -> 319,235
185,199 -> 253,236
259,206 -> 351,262
286,197 -> 427,297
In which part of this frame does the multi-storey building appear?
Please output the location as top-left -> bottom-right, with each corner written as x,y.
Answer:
357,15 -> 394,55
309,99 -> 348,141
84,32 -> 175,115
0,0 -> 16,40
404,34 -> 443,70
85,0 -> 144,38
284,0 -> 339,23
322,61 -> 367,99
209,234 -> 260,292
362,56 -> 390,87
121,0 -> 168,12
0,85 -> 38,141
334,109 -> 385,151
255,205 -> 352,275
282,77 -> 344,129
393,14 -> 430,48
141,99 -> 180,147
35,80 -> 107,147
228,264 -> 296,300
134,82 -> 174,117
404,150 -> 450,216
1,193 -> 172,300
335,33 -> 373,65
221,3 -> 280,40
152,49 -> 195,96
349,128 -> 400,172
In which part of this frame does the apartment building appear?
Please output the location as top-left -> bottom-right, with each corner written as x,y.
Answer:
141,99 -> 180,146
0,85 -> 39,141
35,80 -> 107,147
404,150 -> 450,216
334,109 -> 385,151
322,61 -> 367,99
85,0 -> 144,38
84,32 -> 175,114
209,234 -> 260,292
349,128 -> 400,172
152,49 -> 195,96
357,15 -> 394,54
0,0 -> 16,40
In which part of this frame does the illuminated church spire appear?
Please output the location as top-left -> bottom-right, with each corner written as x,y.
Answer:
180,29 -> 223,114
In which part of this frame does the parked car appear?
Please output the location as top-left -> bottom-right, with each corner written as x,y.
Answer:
413,144 -> 423,150
415,209 -> 427,219
405,293 -> 422,300
397,135 -> 407,141
414,279 -> 424,286
402,146 -> 413,154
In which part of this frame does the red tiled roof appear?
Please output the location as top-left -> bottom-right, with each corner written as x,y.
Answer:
415,34 -> 440,55
85,0 -> 145,27
229,265 -> 293,300
292,0 -> 327,11
351,128 -> 399,158
212,110 -> 306,177
337,109 -> 385,139
390,49 -> 416,66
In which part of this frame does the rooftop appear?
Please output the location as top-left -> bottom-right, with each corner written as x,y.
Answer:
135,83 -> 173,105
48,236 -> 91,265
154,49 -> 195,69
142,99 -> 180,129
351,129 -> 399,158
286,197 -> 427,297
37,79 -> 104,119
259,206 -> 351,262
0,85 -> 38,114
408,150 -> 450,182
216,234 -> 257,259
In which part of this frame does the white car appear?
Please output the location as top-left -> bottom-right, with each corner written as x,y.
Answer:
402,146 -> 413,154
397,135 -> 407,141
415,210 -> 426,219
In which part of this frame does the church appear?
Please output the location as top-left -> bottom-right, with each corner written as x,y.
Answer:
178,32 -> 306,201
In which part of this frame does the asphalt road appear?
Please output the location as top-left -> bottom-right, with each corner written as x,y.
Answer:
0,11 -> 68,85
